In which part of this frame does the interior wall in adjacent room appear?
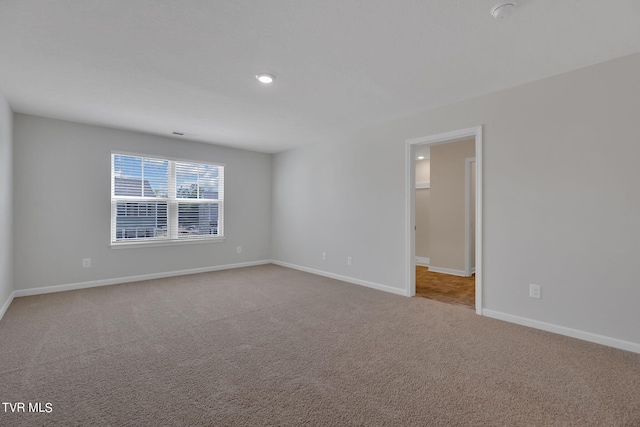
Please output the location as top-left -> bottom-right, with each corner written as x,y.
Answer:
429,139 -> 475,272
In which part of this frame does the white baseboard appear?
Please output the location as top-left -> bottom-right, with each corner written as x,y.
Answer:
6,262 -> 638,355
0,290 -> 17,322
415,256 -> 430,266
271,260 -> 408,297
428,266 -> 469,277
483,309 -> 640,354
11,260 -> 272,299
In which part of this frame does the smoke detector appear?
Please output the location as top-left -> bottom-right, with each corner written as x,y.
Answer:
491,2 -> 516,19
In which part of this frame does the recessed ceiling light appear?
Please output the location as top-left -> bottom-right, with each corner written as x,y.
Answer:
417,156 -> 425,160
491,2 -> 516,19
256,73 -> 275,84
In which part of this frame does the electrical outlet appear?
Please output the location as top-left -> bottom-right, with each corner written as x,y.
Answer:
322,252 -> 327,260
347,256 -> 352,266
529,284 -> 541,299
82,258 -> 91,268
236,246 -> 242,254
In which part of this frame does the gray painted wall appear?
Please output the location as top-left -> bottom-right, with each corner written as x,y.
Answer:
13,114 -> 272,290
0,91 -> 13,307
272,53 -> 640,345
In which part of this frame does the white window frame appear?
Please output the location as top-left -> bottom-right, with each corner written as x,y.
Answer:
110,152 -> 225,248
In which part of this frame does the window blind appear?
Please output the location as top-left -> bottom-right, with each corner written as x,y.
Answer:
111,154 -> 224,244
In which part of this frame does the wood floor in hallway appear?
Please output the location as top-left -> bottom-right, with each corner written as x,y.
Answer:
415,266 -> 475,309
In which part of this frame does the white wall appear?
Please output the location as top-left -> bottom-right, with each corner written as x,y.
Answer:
0,90 -> 13,310
272,52 -> 640,346
13,114 -> 272,290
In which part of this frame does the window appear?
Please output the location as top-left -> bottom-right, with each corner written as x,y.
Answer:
111,153 -> 224,245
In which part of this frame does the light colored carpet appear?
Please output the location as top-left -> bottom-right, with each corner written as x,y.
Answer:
0,264 -> 638,426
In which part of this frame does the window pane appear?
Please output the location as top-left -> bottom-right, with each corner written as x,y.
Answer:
175,162 -> 220,200
113,155 -> 168,197
112,154 -> 223,243
178,203 -> 219,236
176,165 -> 199,198
198,164 -> 220,199
113,155 -> 143,196
115,202 -> 168,240
143,158 -> 169,197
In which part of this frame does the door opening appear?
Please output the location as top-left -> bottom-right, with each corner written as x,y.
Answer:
405,126 -> 483,314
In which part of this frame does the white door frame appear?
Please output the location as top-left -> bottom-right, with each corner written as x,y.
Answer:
405,126 -> 483,315
464,157 -> 476,277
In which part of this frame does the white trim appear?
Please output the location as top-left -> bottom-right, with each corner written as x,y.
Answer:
0,290 -> 17,322
416,182 -> 430,189
169,160 -> 178,239
415,256 -> 430,266
483,309 -> 640,355
271,260 -> 408,297
406,140 -> 417,297
464,157 -> 476,277
11,260 -> 271,298
111,152 -> 225,245
406,126 -> 483,313
110,150 -> 226,168
476,130 -> 483,315
111,236 -> 225,249
406,127 -> 481,146
6,269 -> 636,355
428,266 -> 468,277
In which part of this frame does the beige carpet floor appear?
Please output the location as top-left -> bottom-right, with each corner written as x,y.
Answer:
0,264 -> 639,426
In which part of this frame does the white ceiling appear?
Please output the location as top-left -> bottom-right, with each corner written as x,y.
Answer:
1,1 -> 640,154
416,145 -> 430,161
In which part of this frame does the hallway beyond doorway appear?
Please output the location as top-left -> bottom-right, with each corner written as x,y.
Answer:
415,266 -> 474,309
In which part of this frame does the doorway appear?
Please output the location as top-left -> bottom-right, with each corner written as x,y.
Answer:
405,126 -> 483,314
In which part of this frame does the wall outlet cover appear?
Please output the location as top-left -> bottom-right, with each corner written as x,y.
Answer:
529,284 -> 541,299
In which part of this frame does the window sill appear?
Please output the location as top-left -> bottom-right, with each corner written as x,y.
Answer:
110,237 -> 225,249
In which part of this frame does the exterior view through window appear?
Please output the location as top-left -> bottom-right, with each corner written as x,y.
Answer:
111,154 -> 224,244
